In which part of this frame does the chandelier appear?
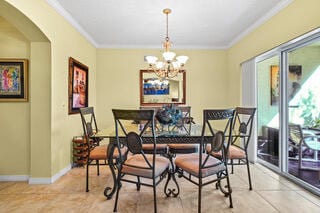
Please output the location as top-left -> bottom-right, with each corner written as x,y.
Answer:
145,8 -> 189,79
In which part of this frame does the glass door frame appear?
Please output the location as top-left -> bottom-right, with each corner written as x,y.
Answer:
254,28 -> 320,195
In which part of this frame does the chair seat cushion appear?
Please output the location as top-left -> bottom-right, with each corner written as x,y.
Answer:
89,145 -> 127,160
89,145 -> 107,159
207,145 -> 246,159
122,154 -> 169,178
175,153 -> 225,178
168,144 -> 198,153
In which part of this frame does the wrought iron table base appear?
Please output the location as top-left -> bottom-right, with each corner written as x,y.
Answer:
164,152 -> 180,197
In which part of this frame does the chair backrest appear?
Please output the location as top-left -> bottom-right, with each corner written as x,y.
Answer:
200,109 -> 235,170
112,109 -> 156,171
140,105 -> 192,134
232,107 -> 256,150
288,123 -> 303,147
79,107 -> 99,146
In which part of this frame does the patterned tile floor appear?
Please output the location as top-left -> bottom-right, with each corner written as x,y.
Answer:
0,163 -> 320,212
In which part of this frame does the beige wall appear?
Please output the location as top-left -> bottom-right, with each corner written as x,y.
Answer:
96,49 -> 228,126
2,0 -> 96,179
29,42 -> 52,178
227,0 -> 320,106
2,0 -> 320,181
0,17 -> 30,175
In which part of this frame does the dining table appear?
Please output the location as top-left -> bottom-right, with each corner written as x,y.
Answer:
91,124 -> 215,200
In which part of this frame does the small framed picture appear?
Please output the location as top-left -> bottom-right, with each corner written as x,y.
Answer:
0,59 -> 28,102
68,57 -> 88,114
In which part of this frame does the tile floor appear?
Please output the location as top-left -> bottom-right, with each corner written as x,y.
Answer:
0,163 -> 320,212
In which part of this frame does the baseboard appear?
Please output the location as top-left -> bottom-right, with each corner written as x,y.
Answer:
28,164 -> 72,184
51,163 -> 72,183
0,175 -> 29,181
0,164 -> 72,184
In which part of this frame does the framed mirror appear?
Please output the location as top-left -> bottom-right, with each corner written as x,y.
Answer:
140,69 -> 186,106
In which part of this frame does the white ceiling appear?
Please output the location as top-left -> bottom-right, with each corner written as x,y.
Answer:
48,0 -> 293,49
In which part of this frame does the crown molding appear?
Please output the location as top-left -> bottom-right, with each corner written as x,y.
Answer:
228,0 -> 294,48
46,0 -> 98,47
97,44 -> 228,50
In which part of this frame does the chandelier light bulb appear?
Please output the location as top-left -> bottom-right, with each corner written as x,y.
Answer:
162,51 -> 176,62
156,61 -> 164,69
146,56 -> 158,64
176,56 -> 189,65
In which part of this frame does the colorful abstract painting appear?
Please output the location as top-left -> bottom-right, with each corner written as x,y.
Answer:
0,59 -> 27,101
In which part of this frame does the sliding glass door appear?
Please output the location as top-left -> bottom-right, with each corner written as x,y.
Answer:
255,29 -> 320,194
286,40 -> 320,189
257,55 -> 280,168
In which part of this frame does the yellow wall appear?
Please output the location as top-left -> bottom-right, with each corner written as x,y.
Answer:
2,0 -> 320,181
29,42 -> 52,178
2,0 -> 96,179
227,0 -> 320,106
0,17 -> 30,175
96,49 -> 228,126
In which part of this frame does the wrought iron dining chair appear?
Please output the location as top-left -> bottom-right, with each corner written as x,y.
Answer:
288,124 -> 320,170
80,107 -> 127,192
79,107 -> 106,192
175,109 -> 235,212
139,106 -> 168,155
112,109 -> 170,213
208,107 -> 256,190
168,106 -> 198,154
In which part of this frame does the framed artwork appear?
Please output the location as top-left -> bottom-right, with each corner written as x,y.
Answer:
270,65 -> 279,105
270,65 -> 302,105
68,57 -> 88,114
0,59 -> 28,102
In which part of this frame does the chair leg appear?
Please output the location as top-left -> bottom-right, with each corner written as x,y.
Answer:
136,176 -> 141,191
198,179 -> 202,213
113,179 -> 121,212
153,179 -> 157,213
96,160 -> 100,175
86,164 -> 89,192
298,145 -> 303,169
226,174 -> 233,208
231,159 -> 234,174
245,156 -> 253,190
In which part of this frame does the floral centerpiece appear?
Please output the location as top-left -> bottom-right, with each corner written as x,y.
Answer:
155,104 -> 182,132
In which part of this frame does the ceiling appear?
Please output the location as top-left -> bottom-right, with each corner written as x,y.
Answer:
48,0 -> 292,49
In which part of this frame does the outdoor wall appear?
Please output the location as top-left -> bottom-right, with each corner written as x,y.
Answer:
96,49 -> 229,128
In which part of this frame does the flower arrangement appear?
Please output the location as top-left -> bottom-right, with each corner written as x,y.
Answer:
155,104 -> 182,127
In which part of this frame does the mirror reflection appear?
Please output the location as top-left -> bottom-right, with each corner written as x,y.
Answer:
140,70 -> 186,105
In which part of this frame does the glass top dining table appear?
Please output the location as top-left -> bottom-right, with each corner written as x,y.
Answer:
91,123 -> 214,199
93,123 -> 208,140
